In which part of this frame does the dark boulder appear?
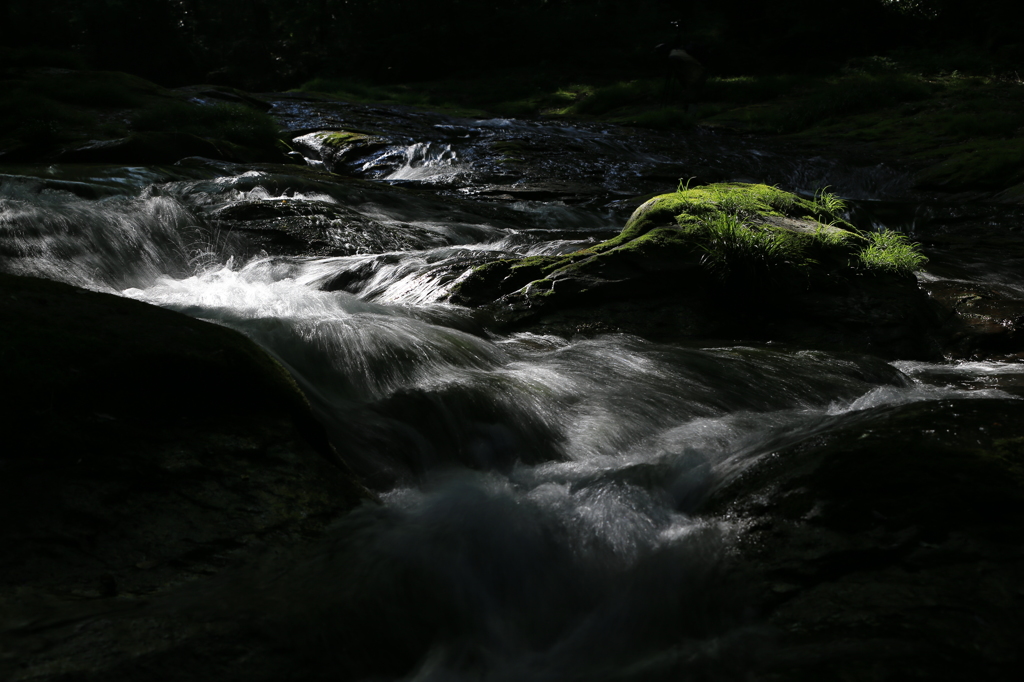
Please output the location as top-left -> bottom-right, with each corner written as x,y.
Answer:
0,272 -> 368,612
704,398 -> 1024,681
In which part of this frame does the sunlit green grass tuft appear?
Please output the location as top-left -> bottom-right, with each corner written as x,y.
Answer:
859,230 -> 928,273
692,212 -> 801,277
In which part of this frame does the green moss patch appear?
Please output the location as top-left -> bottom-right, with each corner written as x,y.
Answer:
764,74 -> 1024,194
315,131 -> 376,148
710,73 -> 933,134
581,183 -> 868,278
452,183 -> 928,311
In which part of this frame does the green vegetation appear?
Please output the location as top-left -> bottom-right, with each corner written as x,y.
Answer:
814,186 -> 847,216
294,72 -> 655,120
312,131 -> 378,148
859,230 -> 929,272
741,70 -> 1024,141
665,184 -> 929,278
654,184 -> 925,277
603,183 -> 875,281
691,212 -> 800,277
0,69 -> 162,148
720,73 -> 933,134
0,89 -> 98,147
299,78 -> 437,109
597,183 -> 841,251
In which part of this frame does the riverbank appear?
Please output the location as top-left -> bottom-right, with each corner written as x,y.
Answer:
3,59 -> 1022,203
295,58 -> 1024,202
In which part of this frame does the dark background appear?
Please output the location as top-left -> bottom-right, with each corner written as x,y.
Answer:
1,1 -> 1021,89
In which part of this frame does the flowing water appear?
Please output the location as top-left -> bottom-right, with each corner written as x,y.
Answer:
2,102 -> 1023,679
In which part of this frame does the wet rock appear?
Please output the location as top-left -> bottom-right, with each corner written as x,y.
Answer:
705,398 -> 1024,681
0,272 -> 368,616
290,130 -> 391,174
457,181 -> 604,204
921,279 -> 1024,359
207,197 -> 447,257
993,181 -> 1024,204
450,183 -> 944,359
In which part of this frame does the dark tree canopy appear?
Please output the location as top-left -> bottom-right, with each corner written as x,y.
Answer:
1,0 -> 1019,88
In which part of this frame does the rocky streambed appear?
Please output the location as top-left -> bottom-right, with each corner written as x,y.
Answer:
1,77 -> 1024,681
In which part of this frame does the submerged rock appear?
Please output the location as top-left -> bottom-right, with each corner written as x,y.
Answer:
0,273 -> 368,624
450,183 -> 943,359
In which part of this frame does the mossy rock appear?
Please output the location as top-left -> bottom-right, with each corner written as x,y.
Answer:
291,129 -> 391,173
0,272 -> 368,603
453,182 -> 882,306
450,183 -> 940,358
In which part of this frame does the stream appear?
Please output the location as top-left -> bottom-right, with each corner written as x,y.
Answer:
2,97 -> 1023,680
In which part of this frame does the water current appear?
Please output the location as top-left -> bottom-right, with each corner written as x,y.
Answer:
2,100 -> 1023,679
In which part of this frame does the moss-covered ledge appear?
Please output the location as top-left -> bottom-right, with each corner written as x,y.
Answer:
450,183 -> 943,359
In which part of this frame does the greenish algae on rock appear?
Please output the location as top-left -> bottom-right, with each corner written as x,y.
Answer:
0,272 -> 369,611
451,183 -> 942,359
290,129 -> 390,174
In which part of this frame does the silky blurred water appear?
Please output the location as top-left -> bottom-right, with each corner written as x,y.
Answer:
1,125 -> 1021,679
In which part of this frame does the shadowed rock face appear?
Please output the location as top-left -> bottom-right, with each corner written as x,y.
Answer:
704,398 -> 1024,681
0,272 -> 368,611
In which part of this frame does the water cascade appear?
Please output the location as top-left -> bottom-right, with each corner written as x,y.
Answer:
2,101 -> 1023,682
